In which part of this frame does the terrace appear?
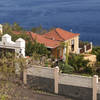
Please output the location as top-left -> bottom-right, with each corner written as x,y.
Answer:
79,41 -> 92,54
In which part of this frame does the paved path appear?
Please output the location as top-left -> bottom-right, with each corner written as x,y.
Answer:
28,92 -> 74,100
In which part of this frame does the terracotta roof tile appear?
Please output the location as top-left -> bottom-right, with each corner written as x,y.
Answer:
56,28 -> 80,40
43,28 -> 80,41
28,32 -> 60,48
13,28 -> 80,48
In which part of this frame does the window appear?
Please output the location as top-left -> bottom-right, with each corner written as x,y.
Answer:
71,39 -> 74,51
71,39 -> 74,45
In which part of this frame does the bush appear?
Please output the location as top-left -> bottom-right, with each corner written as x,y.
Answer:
68,53 -> 89,73
83,66 -> 94,75
92,46 -> 100,62
58,61 -> 74,74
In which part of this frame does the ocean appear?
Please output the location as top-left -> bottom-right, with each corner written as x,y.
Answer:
0,0 -> 100,45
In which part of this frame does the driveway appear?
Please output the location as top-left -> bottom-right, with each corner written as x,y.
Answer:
32,93 -> 73,100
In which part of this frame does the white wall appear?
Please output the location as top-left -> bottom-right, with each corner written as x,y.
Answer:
59,73 -> 92,88
27,66 -> 93,88
27,66 -> 54,79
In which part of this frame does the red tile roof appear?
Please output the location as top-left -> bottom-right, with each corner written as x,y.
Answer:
43,28 -> 80,41
13,28 -> 80,48
27,32 -> 60,48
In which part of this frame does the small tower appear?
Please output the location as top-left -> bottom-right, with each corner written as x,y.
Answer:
16,38 -> 25,57
2,34 -> 11,44
0,24 -> 3,34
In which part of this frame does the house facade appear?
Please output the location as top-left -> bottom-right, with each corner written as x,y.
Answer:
42,28 -> 80,59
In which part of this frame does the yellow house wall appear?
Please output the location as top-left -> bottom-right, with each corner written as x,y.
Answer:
83,54 -> 96,66
64,36 -> 79,54
51,36 -> 79,59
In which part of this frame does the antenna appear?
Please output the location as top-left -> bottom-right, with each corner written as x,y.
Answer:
70,29 -> 72,32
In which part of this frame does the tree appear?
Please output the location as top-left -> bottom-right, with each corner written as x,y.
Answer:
31,40 -> 49,56
25,40 -> 34,56
12,22 -> 23,31
26,40 -> 49,56
92,46 -> 100,62
31,25 -> 47,34
68,53 -> 89,73
3,23 -> 12,34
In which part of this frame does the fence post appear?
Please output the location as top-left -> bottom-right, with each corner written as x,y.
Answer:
93,75 -> 98,100
54,66 -> 59,94
84,45 -> 87,52
23,68 -> 27,85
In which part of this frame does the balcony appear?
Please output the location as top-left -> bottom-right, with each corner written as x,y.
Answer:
79,41 -> 92,54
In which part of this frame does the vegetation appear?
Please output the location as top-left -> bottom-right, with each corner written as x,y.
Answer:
31,25 -> 48,34
79,40 -> 89,47
26,40 -> 50,56
3,23 -> 23,34
58,60 -> 74,74
91,46 -> 100,76
1,22 -> 100,76
1,22 -> 100,99
2,23 -> 49,57
0,50 -> 30,100
68,54 -> 89,72
92,46 -> 100,62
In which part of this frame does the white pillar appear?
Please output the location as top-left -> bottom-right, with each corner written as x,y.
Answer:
23,68 -> 27,85
16,38 -> 25,57
77,48 -> 80,54
93,75 -> 98,100
54,66 -> 59,94
84,45 -> 87,53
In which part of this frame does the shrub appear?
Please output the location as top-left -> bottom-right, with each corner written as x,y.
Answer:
68,53 -> 89,73
58,61 -> 74,74
92,46 -> 100,62
83,66 -> 94,75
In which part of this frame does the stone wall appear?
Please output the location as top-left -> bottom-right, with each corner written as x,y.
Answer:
97,83 -> 100,100
26,66 -> 100,100
27,75 -> 54,93
59,84 -> 92,100
27,66 -> 55,93
58,73 -> 93,100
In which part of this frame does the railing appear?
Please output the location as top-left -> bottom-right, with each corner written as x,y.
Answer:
79,42 -> 92,54
86,44 -> 91,51
80,48 -> 85,53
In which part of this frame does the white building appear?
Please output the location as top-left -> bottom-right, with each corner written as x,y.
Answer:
0,34 -> 25,57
